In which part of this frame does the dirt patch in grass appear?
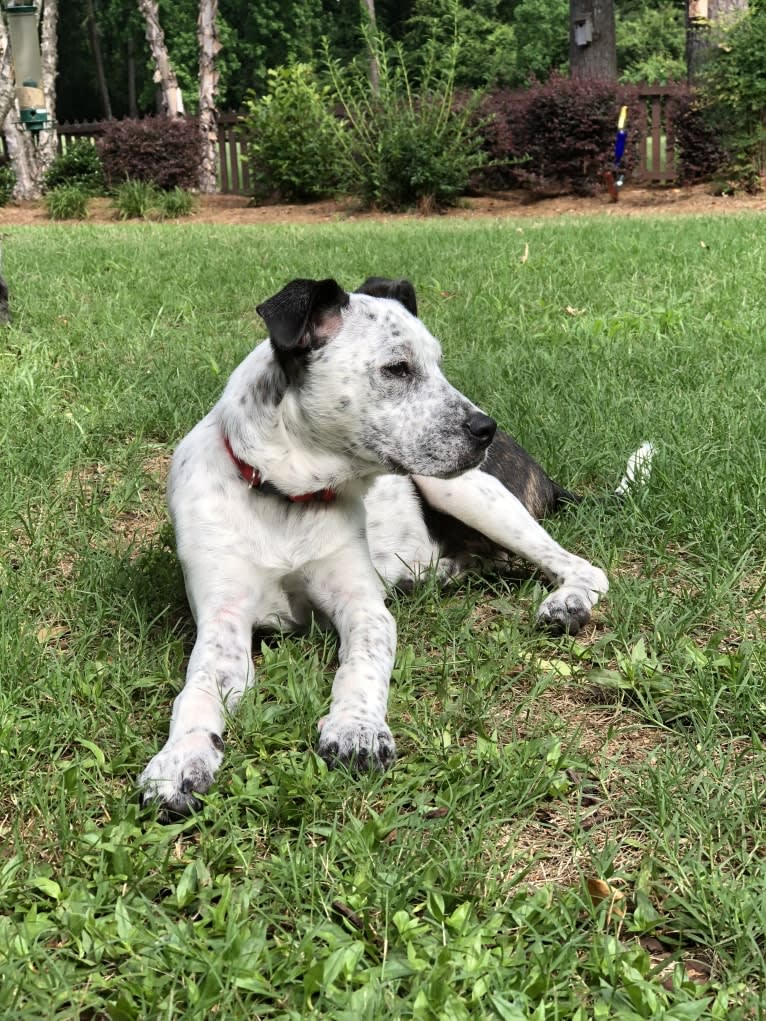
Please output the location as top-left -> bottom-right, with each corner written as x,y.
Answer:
1,184 -> 765,228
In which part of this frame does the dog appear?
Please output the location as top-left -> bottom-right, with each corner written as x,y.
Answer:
138,276 -> 649,816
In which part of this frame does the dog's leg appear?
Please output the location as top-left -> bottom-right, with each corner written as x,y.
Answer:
138,600 -> 255,816
305,548 -> 397,770
413,471 -> 608,635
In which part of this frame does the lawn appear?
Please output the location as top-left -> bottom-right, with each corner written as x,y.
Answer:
1,214 -> 765,1019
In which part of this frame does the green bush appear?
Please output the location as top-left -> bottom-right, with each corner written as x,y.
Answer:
241,64 -> 346,202
700,7 -> 766,191
111,179 -> 159,219
154,186 -> 196,219
45,184 -> 89,220
0,164 -> 15,206
43,140 -> 106,195
327,32 -> 485,210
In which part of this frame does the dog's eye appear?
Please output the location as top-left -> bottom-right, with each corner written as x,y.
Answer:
383,361 -> 412,379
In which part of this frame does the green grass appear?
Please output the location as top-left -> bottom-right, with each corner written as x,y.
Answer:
1,214 -> 765,1019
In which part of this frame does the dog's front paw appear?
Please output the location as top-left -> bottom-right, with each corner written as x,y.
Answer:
317,715 -> 396,772
536,566 -> 608,637
536,587 -> 593,636
138,730 -> 224,819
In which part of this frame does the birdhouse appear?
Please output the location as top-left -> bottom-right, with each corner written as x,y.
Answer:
574,15 -> 593,47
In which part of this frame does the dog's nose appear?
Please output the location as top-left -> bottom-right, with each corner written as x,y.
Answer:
465,411 -> 497,446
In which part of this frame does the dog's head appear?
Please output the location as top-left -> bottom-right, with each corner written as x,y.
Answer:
256,277 -> 495,478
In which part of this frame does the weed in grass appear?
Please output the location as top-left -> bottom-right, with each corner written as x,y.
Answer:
1,216 -> 765,1017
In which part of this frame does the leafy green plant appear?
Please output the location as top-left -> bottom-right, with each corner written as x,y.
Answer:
699,7 -> 766,191
0,162 -> 15,206
241,63 -> 346,202
44,184 -> 89,220
111,179 -> 160,219
153,186 -> 196,219
327,29 -> 485,210
43,139 -> 106,195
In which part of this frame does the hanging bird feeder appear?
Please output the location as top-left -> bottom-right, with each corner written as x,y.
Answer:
5,2 -> 50,137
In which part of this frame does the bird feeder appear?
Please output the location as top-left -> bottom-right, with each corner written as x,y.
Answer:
5,2 -> 49,136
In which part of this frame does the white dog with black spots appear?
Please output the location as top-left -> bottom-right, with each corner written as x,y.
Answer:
138,277 -> 651,817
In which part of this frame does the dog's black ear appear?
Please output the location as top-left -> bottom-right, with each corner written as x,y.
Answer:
257,278 -> 349,354
354,277 -> 418,317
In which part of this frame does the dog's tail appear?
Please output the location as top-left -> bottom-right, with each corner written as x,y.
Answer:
614,441 -> 655,497
552,441 -> 654,511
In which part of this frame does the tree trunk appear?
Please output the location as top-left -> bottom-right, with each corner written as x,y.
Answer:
137,0 -> 184,116
1,1 -> 59,200
127,35 -> 138,118
86,0 -> 113,120
569,0 -> 617,81
363,0 -> 379,94
38,0 -> 59,169
197,0 -> 220,193
0,17 -> 15,129
686,0 -> 748,83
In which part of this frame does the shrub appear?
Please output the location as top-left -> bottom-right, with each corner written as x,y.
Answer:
0,163 -> 15,206
240,64 -> 346,202
666,85 -> 726,185
154,187 -> 196,219
98,117 -> 202,191
478,76 -> 635,195
45,184 -> 89,220
697,7 -> 766,191
43,140 -> 106,194
327,33 -> 486,210
111,180 -> 159,219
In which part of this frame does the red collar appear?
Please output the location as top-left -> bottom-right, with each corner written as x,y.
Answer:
223,433 -> 337,503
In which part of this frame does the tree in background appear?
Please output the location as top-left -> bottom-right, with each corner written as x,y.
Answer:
569,0 -> 617,80
137,0 -> 184,115
86,0 -> 113,119
513,0 -> 568,84
617,1 -> 685,84
686,0 -> 748,82
197,0 -> 219,192
400,0 -> 517,88
695,2 -> 765,188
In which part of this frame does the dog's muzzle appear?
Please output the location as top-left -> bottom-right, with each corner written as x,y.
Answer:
465,411 -> 497,449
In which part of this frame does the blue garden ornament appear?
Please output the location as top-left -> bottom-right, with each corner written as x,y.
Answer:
605,106 -> 628,202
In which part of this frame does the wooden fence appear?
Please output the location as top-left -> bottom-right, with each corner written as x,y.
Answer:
632,86 -> 677,184
54,88 -> 679,196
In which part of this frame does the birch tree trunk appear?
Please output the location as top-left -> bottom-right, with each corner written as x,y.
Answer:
137,0 -> 184,116
37,0 -> 58,169
0,18 -> 15,128
362,0 -> 379,94
197,0 -> 220,193
1,0 -> 59,201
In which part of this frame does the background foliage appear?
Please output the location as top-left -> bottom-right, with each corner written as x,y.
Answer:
59,0 -> 687,121
241,64 -> 347,202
